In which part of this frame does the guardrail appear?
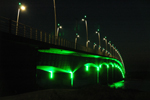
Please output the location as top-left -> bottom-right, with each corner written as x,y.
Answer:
0,16 -> 118,59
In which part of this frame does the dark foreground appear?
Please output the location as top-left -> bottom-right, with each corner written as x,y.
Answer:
0,84 -> 150,100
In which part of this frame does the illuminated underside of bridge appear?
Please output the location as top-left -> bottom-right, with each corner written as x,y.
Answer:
37,48 -> 125,87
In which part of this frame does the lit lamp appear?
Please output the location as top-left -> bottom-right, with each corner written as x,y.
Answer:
103,36 -> 107,53
108,41 -> 111,54
75,33 -> 80,49
82,15 -> 89,47
95,29 -> 101,51
86,40 -> 90,48
57,23 -> 62,36
93,43 -> 97,49
16,2 -> 26,35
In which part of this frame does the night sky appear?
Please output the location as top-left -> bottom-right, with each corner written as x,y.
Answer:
0,0 -> 150,73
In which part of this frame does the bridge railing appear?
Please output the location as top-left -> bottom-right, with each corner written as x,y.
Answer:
0,16 -> 120,60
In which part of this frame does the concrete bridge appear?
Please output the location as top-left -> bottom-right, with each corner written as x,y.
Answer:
0,16 -> 125,96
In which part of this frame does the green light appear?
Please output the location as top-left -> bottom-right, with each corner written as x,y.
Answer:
86,66 -> 88,71
99,65 -> 102,68
49,71 -> 53,79
84,15 -> 86,18
109,80 -> 124,89
19,2 -> 21,5
97,67 -> 99,83
97,29 -> 99,31
70,72 -> 73,86
70,72 -> 73,78
107,65 -> 109,68
97,67 -> 99,71
58,23 -> 60,26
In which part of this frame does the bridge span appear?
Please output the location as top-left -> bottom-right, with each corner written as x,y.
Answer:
0,16 -> 125,96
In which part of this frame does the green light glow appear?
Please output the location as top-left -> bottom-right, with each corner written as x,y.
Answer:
97,67 -> 100,71
49,71 -> 53,79
70,72 -> 73,78
84,63 -> 98,68
37,48 -> 125,87
84,15 -> 87,18
109,80 -> 124,89
37,66 -> 71,73
38,48 -> 125,73
97,67 -> 99,83
84,62 -> 125,79
86,66 -> 89,71
70,72 -> 73,86
19,2 -> 21,5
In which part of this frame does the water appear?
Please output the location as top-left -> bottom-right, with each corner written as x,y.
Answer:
109,79 -> 150,92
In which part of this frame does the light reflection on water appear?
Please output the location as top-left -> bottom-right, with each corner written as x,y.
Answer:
109,80 -> 150,92
109,80 -> 125,89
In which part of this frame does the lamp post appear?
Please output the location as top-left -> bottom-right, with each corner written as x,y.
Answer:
102,48 -> 105,55
86,40 -> 90,48
103,36 -> 107,53
111,44 -> 114,58
93,43 -> 97,49
115,49 -> 125,73
82,15 -> 89,47
75,33 -> 79,49
16,3 -> 26,35
95,30 -> 101,51
53,0 -> 57,37
57,23 -> 62,36
108,41 -> 111,54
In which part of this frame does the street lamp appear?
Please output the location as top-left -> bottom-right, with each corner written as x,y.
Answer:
86,40 -> 90,48
95,29 -> 101,51
75,33 -> 79,49
115,49 -> 125,73
82,15 -> 89,47
16,2 -> 26,35
103,36 -> 107,53
53,0 -> 57,37
102,48 -> 105,55
93,43 -> 97,49
111,44 -> 115,58
57,23 -> 62,36
108,41 -> 111,54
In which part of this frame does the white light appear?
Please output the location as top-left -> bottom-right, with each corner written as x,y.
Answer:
21,5 -> 26,10
82,19 -> 85,21
59,26 -> 62,29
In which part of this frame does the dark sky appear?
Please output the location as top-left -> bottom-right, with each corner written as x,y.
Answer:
0,0 -> 150,72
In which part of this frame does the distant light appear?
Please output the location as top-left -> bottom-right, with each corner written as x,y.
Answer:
59,26 -> 62,29
77,35 -> 79,38
97,29 -> 99,31
21,5 -> 26,10
82,19 -> 85,21
19,2 -> 21,5
58,23 -> 60,26
84,15 -> 86,18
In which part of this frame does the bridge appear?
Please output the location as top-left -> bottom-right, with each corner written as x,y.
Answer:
0,16 -> 125,96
